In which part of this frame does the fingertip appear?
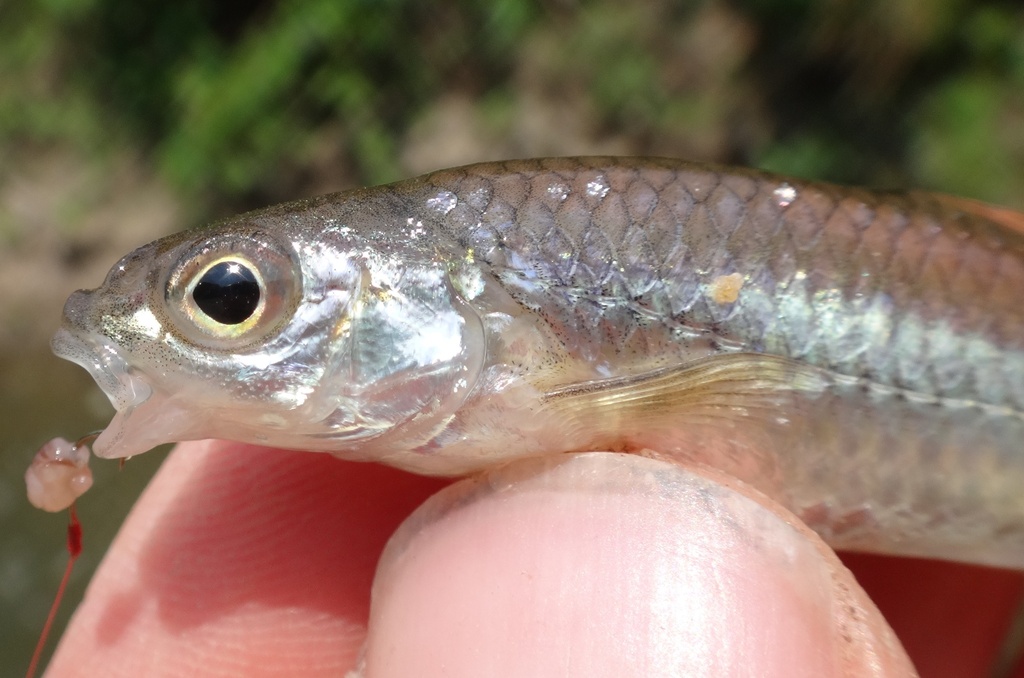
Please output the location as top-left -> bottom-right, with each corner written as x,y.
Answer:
363,453 -> 915,678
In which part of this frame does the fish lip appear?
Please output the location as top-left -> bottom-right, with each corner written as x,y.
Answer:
51,325 -> 153,414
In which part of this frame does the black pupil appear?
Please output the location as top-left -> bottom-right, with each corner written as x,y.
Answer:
192,261 -> 261,325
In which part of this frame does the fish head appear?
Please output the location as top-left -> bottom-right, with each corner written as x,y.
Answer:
52,198 -> 486,459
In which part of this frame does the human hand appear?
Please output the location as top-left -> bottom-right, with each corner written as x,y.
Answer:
40,440 -> 946,676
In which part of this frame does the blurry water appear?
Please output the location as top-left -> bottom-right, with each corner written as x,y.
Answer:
0,345 -> 164,677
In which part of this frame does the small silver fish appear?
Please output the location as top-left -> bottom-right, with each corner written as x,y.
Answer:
48,157 -> 1024,568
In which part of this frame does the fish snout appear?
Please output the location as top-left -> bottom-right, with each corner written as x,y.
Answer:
59,289 -> 98,334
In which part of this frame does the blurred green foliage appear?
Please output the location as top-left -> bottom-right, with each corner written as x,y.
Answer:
2,0 -> 1022,210
0,0 -> 539,203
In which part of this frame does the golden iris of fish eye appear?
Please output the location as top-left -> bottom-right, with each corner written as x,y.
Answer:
183,255 -> 266,338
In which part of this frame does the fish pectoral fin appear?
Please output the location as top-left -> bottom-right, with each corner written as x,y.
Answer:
541,352 -> 834,446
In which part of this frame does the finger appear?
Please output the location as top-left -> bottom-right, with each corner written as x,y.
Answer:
361,453 -> 915,678
843,553 -> 1024,677
44,440 -> 449,678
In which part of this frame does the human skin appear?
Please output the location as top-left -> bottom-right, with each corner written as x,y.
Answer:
40,439 -> 1015,677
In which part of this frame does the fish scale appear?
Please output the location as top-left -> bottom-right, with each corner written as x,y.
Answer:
423,159 -> 1024,408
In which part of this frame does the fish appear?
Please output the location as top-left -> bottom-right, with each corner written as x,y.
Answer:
46,157 -> 1024,569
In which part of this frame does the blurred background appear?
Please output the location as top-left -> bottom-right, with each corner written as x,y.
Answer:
1,0 -> 1023,675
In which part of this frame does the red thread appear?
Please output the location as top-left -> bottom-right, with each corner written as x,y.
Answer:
25,503 -> 82,678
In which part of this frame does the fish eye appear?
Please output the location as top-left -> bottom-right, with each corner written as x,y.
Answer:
164,233 -> 300,351
192,260 -> 261,325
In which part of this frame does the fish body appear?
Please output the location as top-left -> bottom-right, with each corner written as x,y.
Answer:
53,157 -> 1024,567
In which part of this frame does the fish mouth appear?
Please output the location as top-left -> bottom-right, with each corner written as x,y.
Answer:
51,325 -> 158,458
51,326 -> 152,411
51,323 -> 151,409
